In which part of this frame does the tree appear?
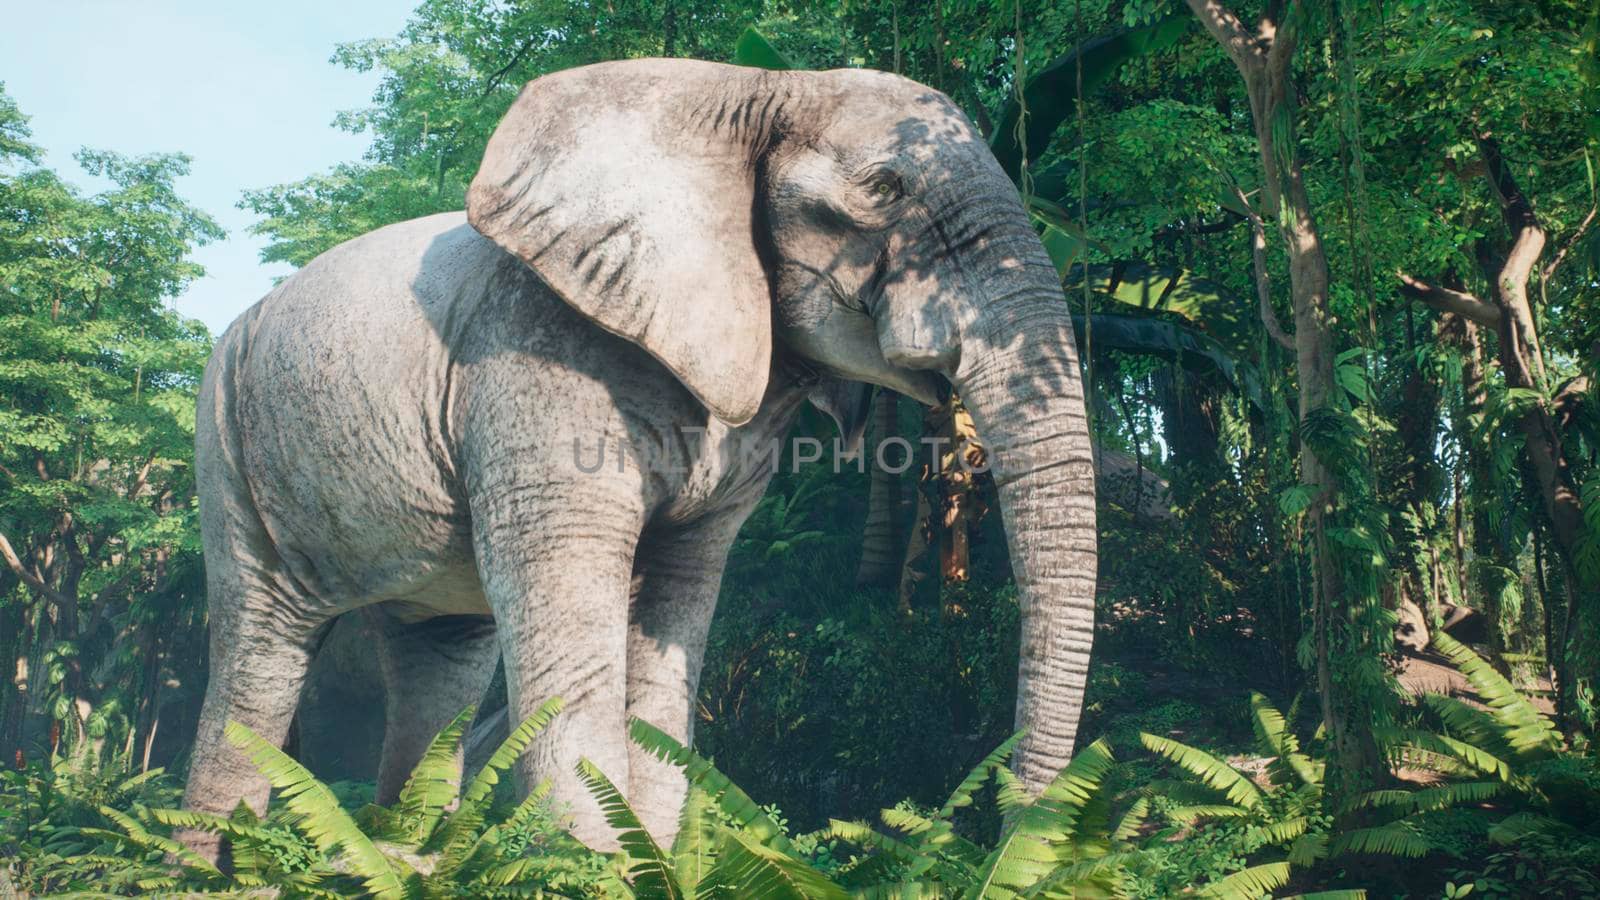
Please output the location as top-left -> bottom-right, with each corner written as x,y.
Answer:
0,83 -> 220,767
1180,0 -> 1388,789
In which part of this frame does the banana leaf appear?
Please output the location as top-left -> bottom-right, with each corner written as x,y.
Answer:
990,16 -> 1192,180
1064,263 -> 1258,364
1074,312 -> 1265,410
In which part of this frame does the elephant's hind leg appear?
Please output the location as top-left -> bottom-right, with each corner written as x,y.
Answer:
180,561 -> 330,863
368,607 -> 500,804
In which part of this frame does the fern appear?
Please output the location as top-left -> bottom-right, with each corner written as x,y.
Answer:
1249,692 -> 1323,790
224,720 -> 407,899
1326,822 -> 1431,858
83,805 -> 220,879
629,716 -> 793,853
393,703 -> 476,845
965,738 -> 1117,899
1398,729 -> 1514,782
1245,816 -> 1309,846
1197,860 -> 1291,899
1429,632 -> 1564,760
429,696 -> 563,857
672,786 -> 718,897
706,827 -> 850,899
438,778 -> 552,878
576,756 -> 683,899
1139,733 -> 1263,811
1109,797 -> 1149,844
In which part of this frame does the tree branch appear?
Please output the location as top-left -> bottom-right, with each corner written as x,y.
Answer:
1396,272 -> 1502,327
1541,204 -> 1596,282
1234,186 -> 1294,349
1182,0 -> 1262,68
0,530 -> 66,607
1478,134 -> 1547,290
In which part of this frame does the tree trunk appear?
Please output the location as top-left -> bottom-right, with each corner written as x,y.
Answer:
1184,0 -> 1385,788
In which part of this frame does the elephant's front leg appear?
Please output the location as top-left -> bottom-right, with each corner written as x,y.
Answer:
626,508 -> 750,844
469,480 -> 646,850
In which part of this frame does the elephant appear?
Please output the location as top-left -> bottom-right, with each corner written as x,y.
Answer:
180,57 -> 1096,857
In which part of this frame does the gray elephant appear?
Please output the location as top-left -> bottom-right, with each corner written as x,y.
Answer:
181,58 -> 1096,856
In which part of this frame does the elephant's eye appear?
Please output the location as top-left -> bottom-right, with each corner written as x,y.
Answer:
867,173 -> 903,202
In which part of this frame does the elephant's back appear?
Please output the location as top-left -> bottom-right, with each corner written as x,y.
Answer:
198,212 -> 502,608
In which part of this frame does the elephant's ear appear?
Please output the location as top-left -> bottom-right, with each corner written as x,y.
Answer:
808,379 -> 874,457
467,60 -> 776,425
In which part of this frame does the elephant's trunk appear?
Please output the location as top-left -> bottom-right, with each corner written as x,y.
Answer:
953,279 -> 1097,794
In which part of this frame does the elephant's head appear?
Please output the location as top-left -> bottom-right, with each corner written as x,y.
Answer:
468,59 -> 1096,795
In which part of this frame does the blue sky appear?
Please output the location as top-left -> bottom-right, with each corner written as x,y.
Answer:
1,0 -> 415,334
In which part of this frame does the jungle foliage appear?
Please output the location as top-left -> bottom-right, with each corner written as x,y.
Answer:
3,0 -> 1599,896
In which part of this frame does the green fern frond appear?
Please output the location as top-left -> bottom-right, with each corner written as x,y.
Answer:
394,704 -> 476,845
148,806 -> 278,847
1431,632 -> 1564,759
1400,730 -> 1513,782
994,765 -> 1030,815
1163,804 -> 1250,824
1245,816 -> 1308,847
1281,891 -> 1367,899
431,697 -> 563,856
1248,693 -> 1322,790
1140,733 -> 1263,811
879,806 -> 987,872
1016,849 -> 1139,898
966,739 -> 1117,900
705,826 -> 849,899
463,697 -> 565,810
943,731 -> 1025,818
1487,811 -> 1576,844
224,720 -> 406,899
629,717 -> 792,853
829,819 -> 927,865
1198,860 -> 1291,899
1110,797 -> 1149,844
1286,832 -> 1328,867
1407,780 -> 1502,812
673,786 -> 718,897
95,805 -> 221,876
1390,741 -> 1481,779
1327,822 -> 1431,858
1340,789 -> 1415,813
1421,694 -> 1516,759
441,779 -> 552,878
577,757 -> 682,899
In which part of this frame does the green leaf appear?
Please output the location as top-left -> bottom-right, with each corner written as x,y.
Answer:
673,786 -> 719,898
1248,693 -> 1322,790
1198,861 -> 1291,899
576,757 -> 682,899
433,697 -> 563,856
393,704 -> 475,845
1140,732 -> 1263,811
1430,632 -> 1564,760
1327,823 -> 1432,858
991,16 -> 1193,180
630,717 -> 793,853
224,720 -> 405,899
95,805 -> 220,877
705,827 -> 848,899
966,738 -> 1117,899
